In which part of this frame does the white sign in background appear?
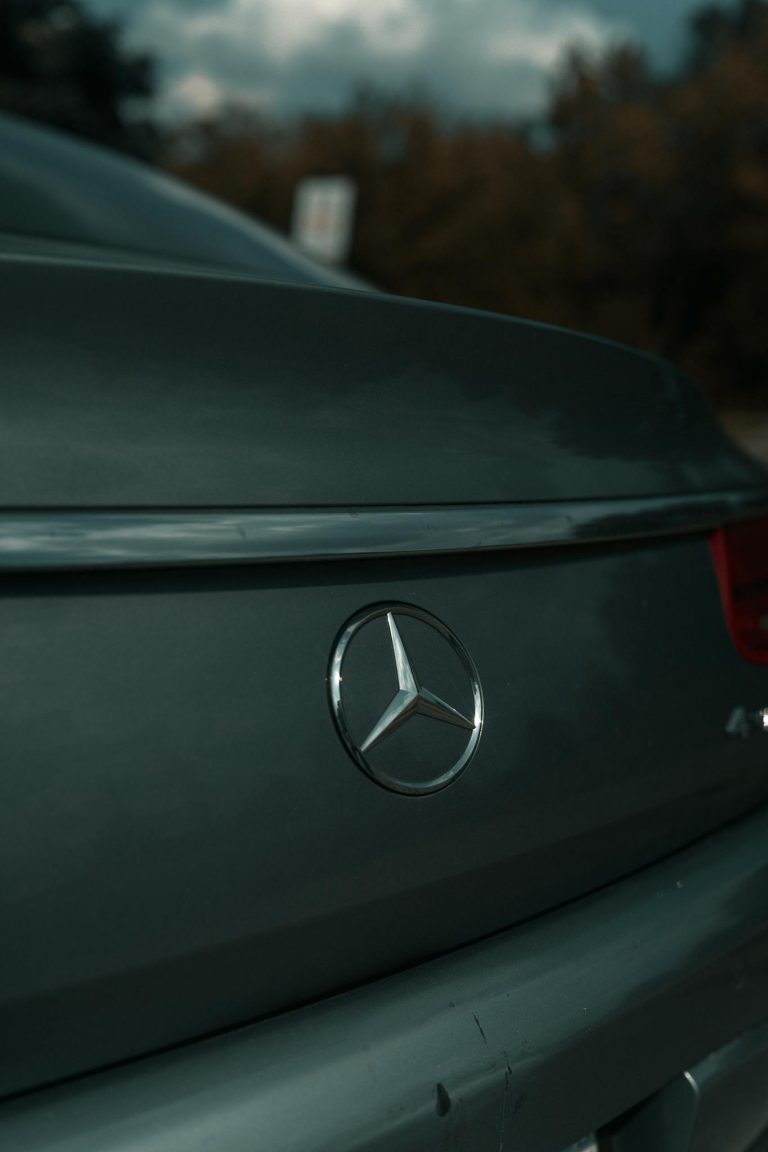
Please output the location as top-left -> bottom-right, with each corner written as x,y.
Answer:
291,176 -> 357,265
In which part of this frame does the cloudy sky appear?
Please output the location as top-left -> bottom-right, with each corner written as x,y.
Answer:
85,0 -> 729,121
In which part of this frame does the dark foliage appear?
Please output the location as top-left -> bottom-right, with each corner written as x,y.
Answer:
0,0 -> 155,155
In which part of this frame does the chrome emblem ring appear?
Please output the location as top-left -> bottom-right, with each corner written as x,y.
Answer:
328,603 -> 483,796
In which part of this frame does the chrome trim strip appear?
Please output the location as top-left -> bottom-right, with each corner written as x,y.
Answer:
0,490 -> 766,571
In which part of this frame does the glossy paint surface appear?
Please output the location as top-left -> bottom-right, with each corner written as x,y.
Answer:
1,243 -> 767,1114
1,537 -> 768,1096
0,112 -> 358,288
4,804 -> 768,1152
0,258 -> 764,508
0,491 -> 767,570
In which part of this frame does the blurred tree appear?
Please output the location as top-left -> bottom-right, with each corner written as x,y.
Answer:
165,0 -> 768,406
0,0 -> 156,155
546,0 -> 768,401
687,0 -> 768,71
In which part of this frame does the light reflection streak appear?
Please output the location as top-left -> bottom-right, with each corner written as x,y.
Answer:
0,489 -> 765,571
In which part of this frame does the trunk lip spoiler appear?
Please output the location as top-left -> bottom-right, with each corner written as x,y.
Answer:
0,488 -> 766,570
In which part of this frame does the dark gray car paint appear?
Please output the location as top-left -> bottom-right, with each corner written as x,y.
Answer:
0,258 -> 764,508
3,803 -> 768,1152
2,534 -> 768,1097
0,112 -> 362,288
0,253 -> 767,1102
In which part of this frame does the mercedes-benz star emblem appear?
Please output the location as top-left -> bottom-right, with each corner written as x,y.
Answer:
329,603 -> 483,795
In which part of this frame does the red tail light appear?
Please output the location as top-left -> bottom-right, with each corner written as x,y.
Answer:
711,518 -> 768,663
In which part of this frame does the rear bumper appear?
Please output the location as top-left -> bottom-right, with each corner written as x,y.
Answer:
4,804 -> 768,1152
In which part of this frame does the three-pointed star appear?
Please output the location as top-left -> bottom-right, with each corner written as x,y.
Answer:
360,613 -> 475,754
